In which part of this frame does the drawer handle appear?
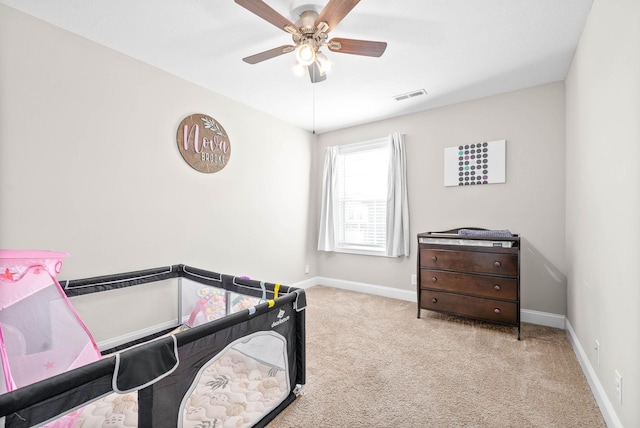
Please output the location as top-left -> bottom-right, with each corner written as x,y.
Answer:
431,256 -> 438,261
494,308 -> 501,314
431,277 -> 437,282
494,261 -> 502,267
494,284 -> 501,291
432,298 -> 438,303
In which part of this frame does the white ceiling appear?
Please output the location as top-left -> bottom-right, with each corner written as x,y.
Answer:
1,0 -> 593,134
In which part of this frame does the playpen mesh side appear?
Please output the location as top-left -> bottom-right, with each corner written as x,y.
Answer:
0,265 -> 306,428
0,250 -> 102,401
144,302 -> 301,427
0,269 -> 102,393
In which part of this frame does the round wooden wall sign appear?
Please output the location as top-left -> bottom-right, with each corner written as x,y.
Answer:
176,114 -> 231,173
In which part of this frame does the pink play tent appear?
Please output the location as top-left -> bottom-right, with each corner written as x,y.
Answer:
0,250 -> 101,395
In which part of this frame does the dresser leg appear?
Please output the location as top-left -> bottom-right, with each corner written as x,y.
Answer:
517,325 -> 521,340
417,307 -> 421,319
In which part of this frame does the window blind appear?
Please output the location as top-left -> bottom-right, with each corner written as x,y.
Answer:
336,141 -> 389,250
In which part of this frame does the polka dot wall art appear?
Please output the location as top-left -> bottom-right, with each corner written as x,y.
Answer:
443,139 -> 506,187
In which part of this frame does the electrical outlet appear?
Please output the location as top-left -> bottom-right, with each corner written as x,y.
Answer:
411,274 -> 417,285
614,370 -> 622,405
594,340 -> 600,366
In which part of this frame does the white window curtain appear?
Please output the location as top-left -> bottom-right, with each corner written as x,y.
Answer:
386,132 -> 410,257
317,133 -> 410,257
317,145 -> 338,251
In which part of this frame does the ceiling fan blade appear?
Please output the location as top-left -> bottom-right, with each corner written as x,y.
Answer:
328,38 -> 387,57
308,62 -> 327,83
315,0 -> 360,32
235,0 -> 298,33
242,45 -> 295,64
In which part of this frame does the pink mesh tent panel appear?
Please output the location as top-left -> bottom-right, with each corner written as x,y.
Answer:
0,250 -> 101,395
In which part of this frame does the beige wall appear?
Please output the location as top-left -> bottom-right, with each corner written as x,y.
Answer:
566,0 -> 640,426
0,5 -> 316,285
316,82 -> 567,315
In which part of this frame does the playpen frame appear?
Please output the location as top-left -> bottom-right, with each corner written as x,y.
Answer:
0,264 -> 306,428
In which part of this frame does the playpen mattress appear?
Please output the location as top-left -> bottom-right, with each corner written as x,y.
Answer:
75,347 -> 288,428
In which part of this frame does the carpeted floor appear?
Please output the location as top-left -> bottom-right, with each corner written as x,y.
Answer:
268,286 -> 606,428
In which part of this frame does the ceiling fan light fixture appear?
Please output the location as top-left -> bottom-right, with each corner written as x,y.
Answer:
316,51 -> 332,74
295,40 -> 316,66
236,0 -> 388,83
292,61 -> 306,76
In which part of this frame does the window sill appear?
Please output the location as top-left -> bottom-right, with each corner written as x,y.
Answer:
333,247 -> 389,257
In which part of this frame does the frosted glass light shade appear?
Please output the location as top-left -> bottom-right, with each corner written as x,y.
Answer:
295,43 -> 316,66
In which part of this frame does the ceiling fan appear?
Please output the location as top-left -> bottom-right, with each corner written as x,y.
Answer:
235,0 -> 387,83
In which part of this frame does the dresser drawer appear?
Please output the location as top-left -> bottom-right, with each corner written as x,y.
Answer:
420,290 -> 518,325
419,248 -> 517,276
420,269 -> 518,301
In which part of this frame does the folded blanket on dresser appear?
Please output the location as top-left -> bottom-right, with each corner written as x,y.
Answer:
458,228 -> 513,238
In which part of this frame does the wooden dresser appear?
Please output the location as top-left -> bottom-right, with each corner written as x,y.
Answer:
417,228 -> 521,339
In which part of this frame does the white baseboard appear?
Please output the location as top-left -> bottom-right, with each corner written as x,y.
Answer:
565,320 -> 622,428
521,308 -> 566,329
293,276 -> 416,302
289,277 -> 322,290
294,277 -> 565,329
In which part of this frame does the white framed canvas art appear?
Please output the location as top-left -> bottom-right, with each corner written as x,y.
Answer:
444,139 -> 506,186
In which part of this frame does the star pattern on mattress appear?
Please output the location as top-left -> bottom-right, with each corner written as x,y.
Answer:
44,361 -> 56,370
1,268 -> 16,281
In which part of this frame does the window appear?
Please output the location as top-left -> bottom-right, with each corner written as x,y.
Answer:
336,139 -> 389,254
318,132 -> 410,258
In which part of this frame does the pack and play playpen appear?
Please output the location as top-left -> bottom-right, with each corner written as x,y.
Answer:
0,250 -> 306,428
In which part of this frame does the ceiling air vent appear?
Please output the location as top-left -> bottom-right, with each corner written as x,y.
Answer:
393,89 -> 427,102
